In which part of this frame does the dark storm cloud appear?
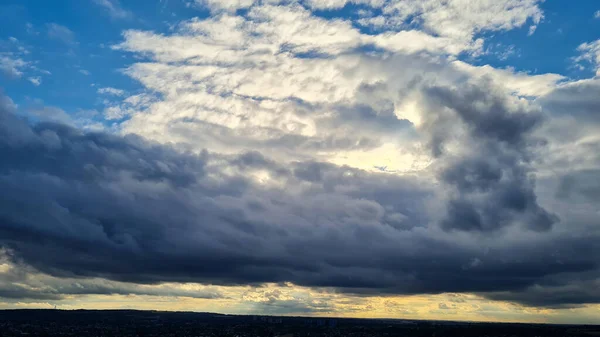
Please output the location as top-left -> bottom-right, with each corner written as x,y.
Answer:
420,82 -> 558,232
485,268 -> 600,308
0,89 -> 598,308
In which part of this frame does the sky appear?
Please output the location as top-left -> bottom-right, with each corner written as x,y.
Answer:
1,0 -> 600,325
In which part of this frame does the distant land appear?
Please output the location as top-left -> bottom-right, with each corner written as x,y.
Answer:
0,309 -> 599,336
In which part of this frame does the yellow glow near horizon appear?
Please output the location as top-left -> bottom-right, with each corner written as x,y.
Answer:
2,281 -> 599,325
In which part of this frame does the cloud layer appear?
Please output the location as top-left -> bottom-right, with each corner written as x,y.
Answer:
1,73 -> 600,308
1,0 -> 600,318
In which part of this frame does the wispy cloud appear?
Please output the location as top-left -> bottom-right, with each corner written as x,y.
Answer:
47,23 -> 76,45
25,22 -> 38,35
574,39 -> 600,74
92,0 -> 133,20
595,10 -> 600,19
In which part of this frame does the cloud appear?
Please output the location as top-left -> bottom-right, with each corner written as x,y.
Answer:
97,87 -> 126,96
46,23 -> 76,45
203,0 -> 543,47
528,25 -> 538,36
534,79 -> 600,180
4,0 -> 600,315
415,80 -> 558,233
0,37 -> 34,80
452,61 -> 564,97
539,79 -> 600,123
308,0 -> 542,51
112,4 -> 557,175
26,106 -> 75,125
92,0 -> 133,20
383,0 -> 543,38
2,77 -> 600,309
194,0 -> 255,12
574,40 -> 600,75
27,76 -> 41,86
0,55 -> 27,78
485,271 -> 600,308
25,22 -> 38,35
0,251 -> 222,301
595,10 -> 600,19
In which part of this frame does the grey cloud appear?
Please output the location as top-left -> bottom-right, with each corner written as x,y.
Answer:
0,258 -> 222,301
535,79 -> 600,175
324,81 -> 414,135
557,169 -> 600,202
329,103 -> 413,135
486,271 -> 600,308
539,79 -> 600,123
438,303 -> 451,310
27,106 -> 74,125
423,83 -> 543,154
419,82 -> 557,232
0,288 -> 63,301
